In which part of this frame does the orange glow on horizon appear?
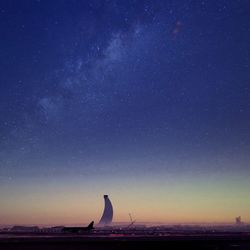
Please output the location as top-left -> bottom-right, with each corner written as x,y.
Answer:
1,174 -> 250,226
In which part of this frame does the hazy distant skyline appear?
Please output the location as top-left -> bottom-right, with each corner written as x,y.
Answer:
1,0 -> 250,225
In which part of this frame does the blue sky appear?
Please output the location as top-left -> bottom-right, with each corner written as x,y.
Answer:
0,0 -> 250,224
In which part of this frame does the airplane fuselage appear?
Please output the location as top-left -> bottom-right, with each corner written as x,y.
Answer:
62,221 -> 94,233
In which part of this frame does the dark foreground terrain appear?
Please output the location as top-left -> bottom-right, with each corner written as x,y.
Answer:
1,233 -> 250,250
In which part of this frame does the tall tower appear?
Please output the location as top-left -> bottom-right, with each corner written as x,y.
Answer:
98,195 -> 113,226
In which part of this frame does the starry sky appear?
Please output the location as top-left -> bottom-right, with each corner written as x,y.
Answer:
1,0 -> 250,225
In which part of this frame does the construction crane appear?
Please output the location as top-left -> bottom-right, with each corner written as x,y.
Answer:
127,213 -> 136,228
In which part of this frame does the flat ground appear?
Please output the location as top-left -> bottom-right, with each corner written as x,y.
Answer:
1,233 -> 250,250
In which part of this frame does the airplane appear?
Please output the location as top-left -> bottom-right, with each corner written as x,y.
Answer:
62,221 -> 94,233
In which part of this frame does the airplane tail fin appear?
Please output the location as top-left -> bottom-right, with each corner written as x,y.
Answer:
87,221 -> 94,230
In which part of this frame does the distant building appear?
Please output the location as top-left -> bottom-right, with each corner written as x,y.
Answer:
235,216 -> 243,225
11,226 -> 39,232
98,195 -> 113,226
40,226 -> 64,233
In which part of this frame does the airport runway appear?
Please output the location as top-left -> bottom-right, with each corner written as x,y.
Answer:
1,232 -> 250,250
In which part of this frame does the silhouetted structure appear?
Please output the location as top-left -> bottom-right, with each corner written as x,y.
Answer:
127,213 -> 136,228
10,226 -> 39,232
235,216 -> 243,225
98,195 -> 113,226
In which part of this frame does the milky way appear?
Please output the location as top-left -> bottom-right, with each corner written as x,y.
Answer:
0,0 -> 250,224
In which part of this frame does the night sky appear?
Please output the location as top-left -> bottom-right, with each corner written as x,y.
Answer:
1,0 -> 250,225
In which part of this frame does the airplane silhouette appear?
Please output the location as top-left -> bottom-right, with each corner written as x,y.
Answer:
62,221 -> 94,233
